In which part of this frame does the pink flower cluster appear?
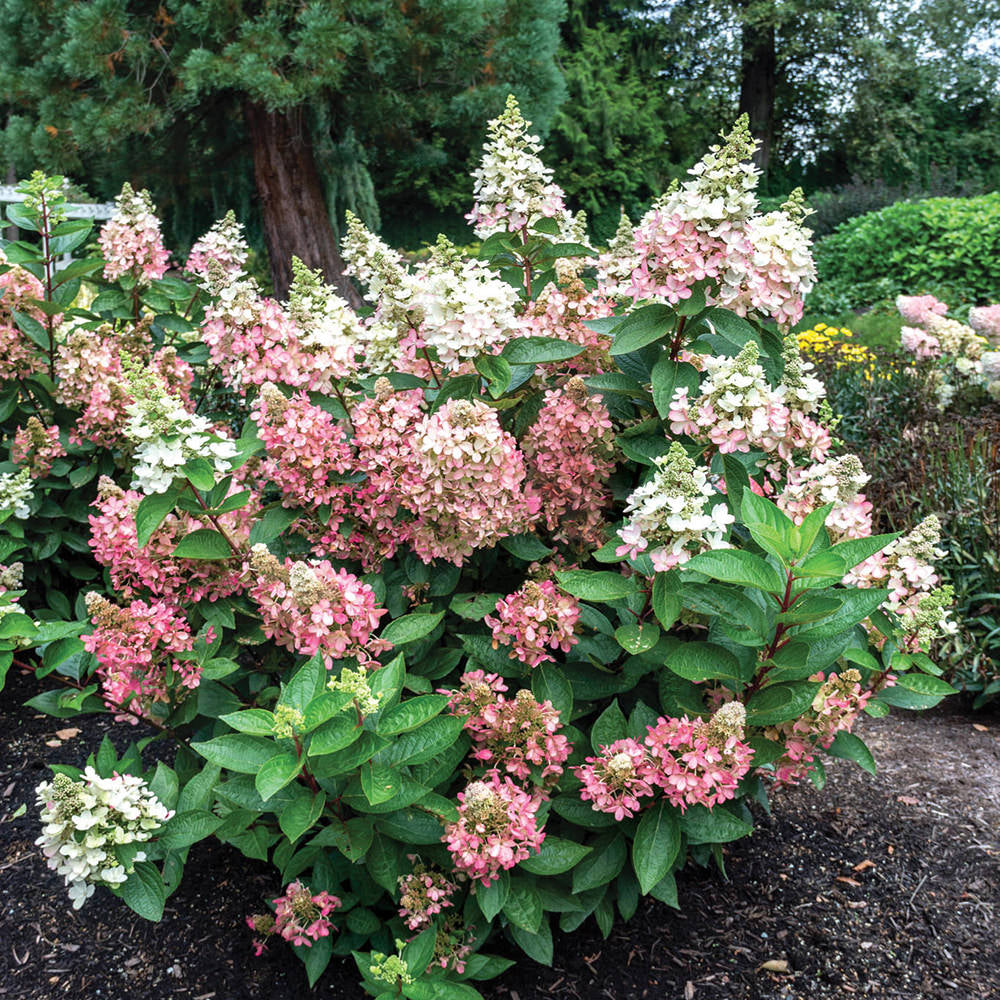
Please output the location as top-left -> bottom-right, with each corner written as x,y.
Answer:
520,280 -> 615,375
405,399 -> 539,565
466,686 -> 571,784
766,670 -> 873,784
969,304 -> 1000,344
252,384 -> 352,507
98,183 -> 169,285
575,738 -> 658,820
521,379 -> 615,545
202,285 -> 313,393
644,704 -> 754,811
397,860 -> 460,931
89,478 -> 248,604
630,211 -> 730,305
54,326 -> 193,449
247,546 -> 390,667
82,592 -> 202,723
0,262 -> 49,381
896,294 -> 948,325
443,772 -> 545,886
11,419 -> 65,477
248,881 -> 341,954
669,340 -> 829,468
485,579 -> 579,669
777,455 -> 873,542
900,326 -> 941,360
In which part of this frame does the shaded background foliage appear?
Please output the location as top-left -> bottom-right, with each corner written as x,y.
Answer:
2,0 -> 999,266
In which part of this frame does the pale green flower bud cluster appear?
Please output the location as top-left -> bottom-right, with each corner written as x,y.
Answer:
328,665 -> 382,716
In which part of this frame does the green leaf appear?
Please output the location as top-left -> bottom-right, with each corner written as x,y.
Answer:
531,665 -> 573,721
280,653 -> 327,712
159,809 -> 223,850
519,836 -> 591,875
615,623 -> 661,654
826,731 -> 876,775
477,871 -> 509,920
652,572 -> 682,630
509,917 -> 553,966
499,534 -> 554,561
361,760 -> 401,805
119,861 -> 166,921
501,336 -> 585,365
745,681 -> 821,727
377,694 -> 450,735
648,872 -> 680,908
475,355 -> 512,398
308,715 -> 363,756
310,816 -> 374,861
666,642 -> 744,684
828,533 -> 900,570
572,834 -> 627,892
382,703 -> 464,760
591,699 -> 628,752
894,673 -> 957,697
633,802 -> 682,894
795,589 -> 889,639
278,789 -> 326,843
402,927 -> 437,979
135,489 -> 180,547
504,883 -> 543,932
254,752 -> 303,801
248,507 -> 300,546
181,457 -> 216,491
191,735 -> 277,774
12,309 -> 49,349
681,804 -> 753,844
650,357 -> 700,419
380,611 -> 444,646
554,570 -> 639,603
796,550 -> 847,579
609,303 -> 675,355
369,653 -> 405,708
172,529 -> 233,561
683,550 -> 786,594
219,708 -> 276,736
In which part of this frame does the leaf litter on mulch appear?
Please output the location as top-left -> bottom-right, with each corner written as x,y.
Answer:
1,666 -> 998,1000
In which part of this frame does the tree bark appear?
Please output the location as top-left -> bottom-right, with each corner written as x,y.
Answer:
243,101 -> 360,305
738,14 -> 776,180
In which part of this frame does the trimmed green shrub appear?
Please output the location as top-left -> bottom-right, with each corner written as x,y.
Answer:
812,194 -> 1000,313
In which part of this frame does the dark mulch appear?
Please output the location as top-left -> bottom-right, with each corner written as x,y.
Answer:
2,666 -> 998,1000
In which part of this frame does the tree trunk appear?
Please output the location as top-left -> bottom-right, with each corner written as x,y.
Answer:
243,101 -> 360,305
738,15 -> 776,180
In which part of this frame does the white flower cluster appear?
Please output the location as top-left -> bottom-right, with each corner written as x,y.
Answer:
698,342 -> 773,417
468,94 -> 567,238
785,454 -> 870,508
596,210 -> 639,298
414,237 -> 521,366
0,561 -> 25,621
779,333 -> 826,412
35,768 -> 172,909
0,467 -> 34,518
925,314 -> 986,360
655,115 -> 760,232
617,442 -> 734,572
123,380 -> 237,494
186,210 -> 249,280
287,257 -> 365,377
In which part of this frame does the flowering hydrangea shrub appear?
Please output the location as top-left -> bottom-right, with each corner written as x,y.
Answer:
6,105 -> 958,998
894,292 -> 1000,407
